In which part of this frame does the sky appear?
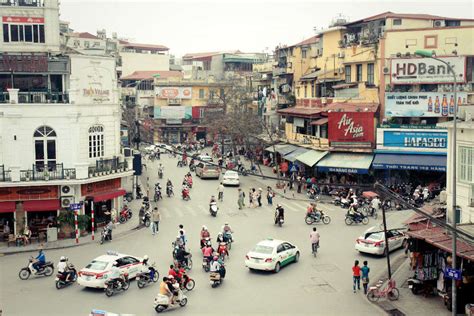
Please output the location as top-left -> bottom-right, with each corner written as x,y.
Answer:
60,0 -> 474,57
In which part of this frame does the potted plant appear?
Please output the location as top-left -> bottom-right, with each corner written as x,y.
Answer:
43,170 -> 49,181
58,211 -> 91,238
25,171 -> 31,181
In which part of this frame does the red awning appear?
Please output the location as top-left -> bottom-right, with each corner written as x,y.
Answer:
90,189 -> 127,203
23,199 -> 60,212
0,201 -> 16,213
310,118 -> 328,125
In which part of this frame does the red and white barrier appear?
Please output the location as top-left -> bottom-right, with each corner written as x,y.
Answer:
91,201 -> 95,241
74,209 -> 79,244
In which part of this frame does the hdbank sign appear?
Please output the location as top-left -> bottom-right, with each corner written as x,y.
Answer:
378,128 -> 448,153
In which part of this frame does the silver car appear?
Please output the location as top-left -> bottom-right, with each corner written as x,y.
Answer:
195,162 -> 220,179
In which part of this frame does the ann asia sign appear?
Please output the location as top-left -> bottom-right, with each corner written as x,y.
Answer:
328,112 -> 375,147
390,56 -> 466,84
155,87 -> 192,99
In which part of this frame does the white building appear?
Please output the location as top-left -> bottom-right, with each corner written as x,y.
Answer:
0,0 -> 133,237
118,41 -> 170,77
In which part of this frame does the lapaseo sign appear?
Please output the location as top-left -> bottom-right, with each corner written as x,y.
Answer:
328,111 -> 375,147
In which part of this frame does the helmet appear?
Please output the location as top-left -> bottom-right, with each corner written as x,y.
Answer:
143,255 -> 149,261
112,261 -> 118,267
60,256 -> 66,261
202,225 -> 208,230
224,223 -> 228,226
213,256 -> 218,261
277,204 -> 281,207
218,232 -> 223,236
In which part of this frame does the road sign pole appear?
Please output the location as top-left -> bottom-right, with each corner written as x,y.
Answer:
90,201 -> 95,241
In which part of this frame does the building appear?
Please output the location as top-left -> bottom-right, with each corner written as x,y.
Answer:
118,40 -> 170,78
252,58 -> 278,129
0,0 -> 133,237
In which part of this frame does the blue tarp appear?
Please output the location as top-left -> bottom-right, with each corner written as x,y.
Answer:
372,154 -> 446,172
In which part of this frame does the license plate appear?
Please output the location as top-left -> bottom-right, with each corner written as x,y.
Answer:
86,276 -> 91,281
253,258 -> 260,263
365,243 -> 370,247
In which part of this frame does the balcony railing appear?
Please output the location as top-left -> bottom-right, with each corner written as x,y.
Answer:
88,157 -> 127,177
1,0 -> 44,6
1,91 -> 69,104
0,165 -> 11,182
18,163 -> 76,181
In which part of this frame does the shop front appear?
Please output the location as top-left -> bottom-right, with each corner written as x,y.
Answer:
0,201 -> 16,237
24,199 -> 60,240
295,150 -> 328,177
315,153 -> 374,184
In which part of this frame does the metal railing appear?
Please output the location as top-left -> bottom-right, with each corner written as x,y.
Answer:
1,0 -> 44,6
18,163 -> 75,181
14,92 -> 69,104
88,157 -> 127,177
0,165 -> 11,182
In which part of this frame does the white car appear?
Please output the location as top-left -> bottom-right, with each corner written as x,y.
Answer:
222,170 -> 240,186
154,143 -> 173,152
355,227 -> 407,256
77,251 -> 143,288
197,154 -> 213,163
245,239 -> 300,273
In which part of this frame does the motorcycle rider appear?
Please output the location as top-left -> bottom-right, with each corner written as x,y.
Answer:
175,246 -> 190,268
202,243 -> 214,264
348,201 -> 363,222
108,261 -> 125,288
275,204 -> 285,224
306,203 -> 321,220
221,223 -> 233,243
154,183 -> 162,200
140,255 -> 154,278
159,276 -> 173,306
216,232 -> 226,244
200,225 -> 211,248
57,256 -> 72,282
158,163 -> 164,178
32,248 -> 46,273
210,256 -> 221,274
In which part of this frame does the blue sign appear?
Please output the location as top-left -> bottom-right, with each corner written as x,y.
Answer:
383,130 -> 447,149
445,268 -> 462,280
70,203 -> 82,210
317,166 -> 369,174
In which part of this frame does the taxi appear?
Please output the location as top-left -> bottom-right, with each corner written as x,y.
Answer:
245,239 -> 300,273
77,251 -> 143,288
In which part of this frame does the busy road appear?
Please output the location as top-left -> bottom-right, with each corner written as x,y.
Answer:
0,152 -> 414,316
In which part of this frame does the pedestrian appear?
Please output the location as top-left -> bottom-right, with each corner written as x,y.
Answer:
111,207 -> 118,224
257,188 -> 263,207
151,207 -> 161,235
352,260 -> 361,293
267,187 -> 274,205
238,188 -> 245,210
248,188 -> 253,207
361,260 -> 370,294
297,175 -> 302,193
310,227 -> 320,255
218,182 -> 225,202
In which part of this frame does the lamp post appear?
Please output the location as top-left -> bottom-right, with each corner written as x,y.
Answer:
415,50 -> 458,315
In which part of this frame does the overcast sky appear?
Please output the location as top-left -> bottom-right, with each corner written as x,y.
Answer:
61,0 -> 473,57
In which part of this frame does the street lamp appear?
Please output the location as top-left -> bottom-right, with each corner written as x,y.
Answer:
415,49 -> 458,315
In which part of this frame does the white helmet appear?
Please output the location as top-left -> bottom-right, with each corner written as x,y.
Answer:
143,255 -> 149,261
202,225 -> 208,230
112,261 -> 118,267
60,256 -> 66,261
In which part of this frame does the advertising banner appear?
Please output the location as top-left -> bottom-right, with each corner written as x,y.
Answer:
383,130 -> 447,149
385,92 -> 468,117
154,106 -> 192,119
328,112 -> 375,146
155,87 -> 192,99
2,16 -> 44,23
390,56 -> 465,84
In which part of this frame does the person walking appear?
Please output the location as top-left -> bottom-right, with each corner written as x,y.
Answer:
151,207 -> 161,235
248,188 -> 254,208
310,227 -> 320,256
297,175 -> 302,193
267,187 -> 274,205
217,182 -> 225,202
352,260 -> 361,293
361,261 -> 370,294
237,188 -> 245,210
257,188 -> 263,207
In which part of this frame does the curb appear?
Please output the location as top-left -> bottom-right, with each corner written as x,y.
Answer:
0,225 -> 144,256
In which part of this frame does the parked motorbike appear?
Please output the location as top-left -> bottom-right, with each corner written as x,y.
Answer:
344,212 -> 369,225
209,202 -> 218,217
142,210 -> 151,228
19,257 -> 54,280
119,207 -> 132,224
137,264 -> 159,288
305,211 -> 331,225
55,263 -> 77,289
154,289 -> 188,313
104,274 -> 130,297
100,227 -> 112,244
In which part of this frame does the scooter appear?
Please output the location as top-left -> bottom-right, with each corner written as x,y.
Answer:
119,207 -> 132,224
19,257 -> 54,280
305,210 -> 331,225
344,211 -> 369,225
182,188 -> 190,201
274,213 -> 284,227
154,184 -> 162,202
154,289 -> 188,313
104,274 -> 130,297
209,202 -> 218,217
100,227 -> 112,244
137,264 -> 159,288
179,273 -> 196,291
55,264 -> 77,289
340,198 -> 351,209
142,210 -> 151,227
166,185 -> 174,197
158,170 -> 163,179
202,257 -> 211,272
210,266 -> 226,288
189,164 -> 196,172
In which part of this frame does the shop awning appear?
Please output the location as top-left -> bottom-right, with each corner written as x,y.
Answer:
0,201 -> 16,213
264,144 -> 288,153
310,118 -> 328,125
90,189 -> 127,203
283,148 -> 310,162
372,154 -> 447,172
316,153 -> 374,174
276,144 -> 299,155
296,150 -> 328,167
23,199 -> 60,212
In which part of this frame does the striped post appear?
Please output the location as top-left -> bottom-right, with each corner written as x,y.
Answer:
74,209 -> 79,244
91,201 -> 95,241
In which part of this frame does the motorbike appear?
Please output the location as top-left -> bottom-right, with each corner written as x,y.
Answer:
119,207 -> 132,224
189,164 -> 196,172
274,213 -> 284,227
187,177 -> 193,188
154,184 -> 162,202
202,257 -> 211,272
366,206 -> 379,219
142,210 -> 151,227
19,257 -> 54,280
340,198 -> 351,209
55,264 -> 77,289
137,264 -> 159,288
123,192 -> 133,202
179,273 -> 196,291
210,266 -> 226,288
104,274 -> 130,297
166,185 -> 174,197
182,188 -> 190,201
177,159 -> 187,167
154,289 -> 188,313
100,227 -> 112,244
223,232 -> 233,250
209,202 -> 218,217
344,211 -> 369,225
305,210 -> 331,225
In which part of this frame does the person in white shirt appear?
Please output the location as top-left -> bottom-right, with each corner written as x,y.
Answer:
57,256 -> 71,281
217,183 -> 225,201
210,256 -> 221,273
371,196 -> 381,213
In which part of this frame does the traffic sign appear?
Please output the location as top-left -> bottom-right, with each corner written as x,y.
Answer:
445,267 -> 462,280
69,203 -> 82,210
290,166 -> 297,173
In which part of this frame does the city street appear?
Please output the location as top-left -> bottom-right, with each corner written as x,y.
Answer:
0,153 -> 414,316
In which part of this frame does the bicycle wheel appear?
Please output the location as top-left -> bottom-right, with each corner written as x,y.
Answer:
388,288 -> 400,301
367,290 -> 379,302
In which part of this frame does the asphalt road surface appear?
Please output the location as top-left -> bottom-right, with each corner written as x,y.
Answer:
0,153 -> 414,316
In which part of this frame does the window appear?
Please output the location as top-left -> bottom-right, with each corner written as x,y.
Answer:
93,41 -> 100,47
34,126 -> 57,171
199,89 -> 205,99
446,20 -> 461,27
345,65 -> 352,83
459,146 -> 474,183
220,88 -> 225,98
367,63 -> 375,85
302,49 -> 307,59
356,64 -> 362,82
88,125 -> 105,158
3,23 -> 45,43
424,35 -> 438,49
84,41 -> 90,48
393,19 -> 402,26
3,24 -> 8,42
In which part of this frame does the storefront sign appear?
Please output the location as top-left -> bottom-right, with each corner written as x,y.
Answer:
373,162 -> 446,172
385,92 -> 468,117
317,167 -> 368,174
328,112 -> 375,147
81,179 -> 121,196
0,186 -> 58,202
155,87 -> 192,99
154,106 -> 192,119
2,16 -> 45,23
166,119 -> 182,124
384,130 -> 447,148
445,267 -> 462,280
0,54 -> 48,72
390,56 -> 466,84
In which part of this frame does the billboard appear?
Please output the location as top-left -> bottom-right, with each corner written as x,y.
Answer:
385,92 -> 468,117
390,56 -> 465,84
155,87 -> 192,99
377,128 -> 448,154
154,106 -> 192,119
328,112 -> 375,147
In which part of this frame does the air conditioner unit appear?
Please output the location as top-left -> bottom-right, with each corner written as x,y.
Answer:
383,67 -> 390,74
61,196 -> 74,209
338,52 -> 345,58
61,185 -> 75,196
434,20 -> 445,27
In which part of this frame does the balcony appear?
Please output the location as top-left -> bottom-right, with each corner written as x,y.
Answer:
0,91 -> 69,104
1,0 -> 44,6
88,157 -> 127,177
0,165 -> 11,182
18,164 -> 76,181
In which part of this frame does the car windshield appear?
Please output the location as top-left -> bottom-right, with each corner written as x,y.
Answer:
252,245 -> 274,254
364,232 -> 384,240
85,260 -> 109,270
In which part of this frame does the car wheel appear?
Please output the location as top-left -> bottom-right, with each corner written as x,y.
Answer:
274,262 -> 281,273
294,252 -> 300,263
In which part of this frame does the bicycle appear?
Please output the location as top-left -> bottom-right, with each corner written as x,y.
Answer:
367,279 -> 399,302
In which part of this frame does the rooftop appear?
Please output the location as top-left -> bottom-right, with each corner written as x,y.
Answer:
120,41 -> 169,51
325,102 -> 379,113
345,11 -> 474,26
69,32 -> 100,40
